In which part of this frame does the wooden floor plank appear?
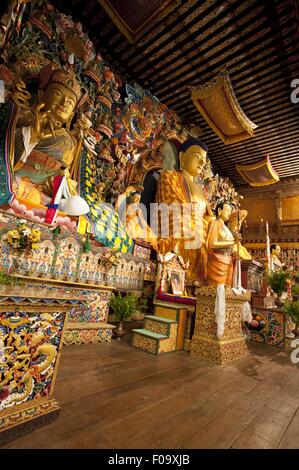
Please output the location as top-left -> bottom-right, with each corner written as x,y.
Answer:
87,367 -> 255,448
278,408 -> 299,449
1,340 -> 299,449
182,366 -> 293,449
232,407 -> 295,449
181,397 -> 259,449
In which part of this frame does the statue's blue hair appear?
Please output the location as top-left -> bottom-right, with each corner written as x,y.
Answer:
180,138 -> 208,154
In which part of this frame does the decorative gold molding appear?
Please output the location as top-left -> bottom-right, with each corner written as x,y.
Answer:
191,72 -> 257,144
244,242 -> 299,249
194,285 -> 251,302
0,398 -> 60,432
236,156 -> 280,187
13,274 -> 115,292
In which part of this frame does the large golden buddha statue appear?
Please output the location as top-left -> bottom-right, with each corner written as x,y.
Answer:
12,67 -> 81,207
155,138 -> 211,281
206,201 -> 240,286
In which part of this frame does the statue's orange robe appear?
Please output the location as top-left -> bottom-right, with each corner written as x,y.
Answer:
155,170 -> 207,282
206,219 -> 233,287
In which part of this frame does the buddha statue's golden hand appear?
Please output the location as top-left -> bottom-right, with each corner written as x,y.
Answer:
43,177 -> 54,197
30,103 -> 56,143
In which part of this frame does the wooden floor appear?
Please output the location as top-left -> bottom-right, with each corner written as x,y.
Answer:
2,338 -> 299,449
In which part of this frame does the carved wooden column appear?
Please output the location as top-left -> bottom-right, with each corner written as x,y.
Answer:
191,286 -> 250,364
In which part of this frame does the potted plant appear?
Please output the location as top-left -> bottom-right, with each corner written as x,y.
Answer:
267,270 -> 290,306
110,292 -> 139,340
283,300 -> 299,336
291,284 -> 299,301
0,268 -> 21,286
132,297 -> 148,320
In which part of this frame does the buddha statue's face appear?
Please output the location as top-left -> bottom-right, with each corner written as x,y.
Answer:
180,145 -> 207,177
131,193 -> 141,204
42,83 -> 77,124
218,203 -> 232,221
272,245 -> 281,256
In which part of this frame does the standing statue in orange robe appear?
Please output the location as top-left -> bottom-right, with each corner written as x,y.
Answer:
206,201 -> 240,286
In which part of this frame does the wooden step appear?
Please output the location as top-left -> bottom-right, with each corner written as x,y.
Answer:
131,328 -> 167,339
131,329 -> 162,355
131,325 -> 178,355
144,316 -> 175,337
144,315 -> 178,324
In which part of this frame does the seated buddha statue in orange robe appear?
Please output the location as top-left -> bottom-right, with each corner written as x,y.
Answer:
155,138 -> 212,282
12,67 -> 82,206
206,201 -> 239,287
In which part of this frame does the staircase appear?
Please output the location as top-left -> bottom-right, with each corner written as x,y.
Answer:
131,315 -> 178,354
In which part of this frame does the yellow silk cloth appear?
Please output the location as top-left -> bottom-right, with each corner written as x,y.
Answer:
77,215 -> 91,235
239,244 -> 252,260
155,170 -> 207,281
206,219 -> 233,287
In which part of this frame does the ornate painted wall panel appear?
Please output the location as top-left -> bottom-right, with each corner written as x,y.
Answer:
0,290 -> 79,440
248,308 -> 293,349
0,309 -> 64,411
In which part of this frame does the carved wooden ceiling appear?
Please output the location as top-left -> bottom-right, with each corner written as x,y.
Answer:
52,0 -> 299,187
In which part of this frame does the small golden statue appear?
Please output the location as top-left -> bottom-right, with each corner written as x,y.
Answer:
115,186 -> 157,249
12,67 -> 82,207
270,244 -> 284,271
206,201 -> 240,286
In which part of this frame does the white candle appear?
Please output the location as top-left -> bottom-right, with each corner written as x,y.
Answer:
266,221 -> 270,272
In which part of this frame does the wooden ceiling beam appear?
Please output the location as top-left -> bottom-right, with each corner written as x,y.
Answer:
139,4 -> 270,83
156,24 -> 296,102
124,0 -> 246,69
114,0 -> 212,59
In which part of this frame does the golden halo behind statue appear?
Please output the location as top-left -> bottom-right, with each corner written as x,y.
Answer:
229,209 -> 248,225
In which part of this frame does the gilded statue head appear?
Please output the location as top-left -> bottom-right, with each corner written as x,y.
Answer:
179,138 -> 208,177
131,192 -> 141,204
40,69 -> 81,125
215,201 -> 233,222
270,243 -> 281,256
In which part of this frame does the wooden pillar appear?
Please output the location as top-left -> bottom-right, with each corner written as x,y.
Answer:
191,286 -> 250,364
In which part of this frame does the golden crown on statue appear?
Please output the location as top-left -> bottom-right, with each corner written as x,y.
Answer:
50,68 -> 82,102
